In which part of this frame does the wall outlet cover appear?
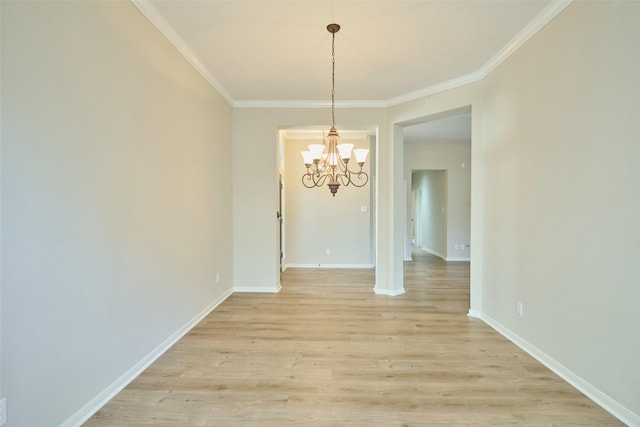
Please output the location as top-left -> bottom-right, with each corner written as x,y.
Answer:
516,301 -> 523,316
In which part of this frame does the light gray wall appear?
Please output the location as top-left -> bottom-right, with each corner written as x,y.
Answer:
406,143 -> 471,261
1,2 -> 233,425
284,137 -> 372,267
480,1 -> 640,419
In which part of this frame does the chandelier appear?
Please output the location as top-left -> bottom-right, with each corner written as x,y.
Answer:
301,23 -> 369,197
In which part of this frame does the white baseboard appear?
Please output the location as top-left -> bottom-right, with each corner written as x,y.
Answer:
234,285 -> 282,293
446,257 -> 470,262
374,286 -> 406,296
286,263 -> 374,269
419,246 -> 446,260
61,287 -> 234,427
404,257 -> 413,262
481,313 -> 639,427
467,309 -> 482,318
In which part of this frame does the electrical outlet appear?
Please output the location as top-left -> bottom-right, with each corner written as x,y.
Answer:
326,248 -> 331,255
1,397 -> 7,426
516,301 -> 523,317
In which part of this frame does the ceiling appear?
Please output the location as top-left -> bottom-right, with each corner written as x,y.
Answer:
135,0 -> 565,107
404,111 -> 472,144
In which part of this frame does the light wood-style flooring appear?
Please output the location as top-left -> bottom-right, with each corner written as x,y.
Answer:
85,249 -> 621,426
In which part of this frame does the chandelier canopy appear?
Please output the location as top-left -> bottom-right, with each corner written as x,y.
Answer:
301,24 -> 369,197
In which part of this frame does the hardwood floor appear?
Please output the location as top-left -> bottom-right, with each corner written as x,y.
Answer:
85,249 -> 621,426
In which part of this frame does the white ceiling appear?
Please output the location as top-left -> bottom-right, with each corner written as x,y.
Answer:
136,0 -> 566,107
404,111 -> 472,144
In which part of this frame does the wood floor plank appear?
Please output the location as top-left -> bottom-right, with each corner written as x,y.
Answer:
85,249 -> 622,426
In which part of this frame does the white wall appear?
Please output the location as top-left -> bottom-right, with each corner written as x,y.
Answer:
1,2 -> 233,426
284,136 -> 372,267
479,1 -> 640,421
406,144 -> 471,261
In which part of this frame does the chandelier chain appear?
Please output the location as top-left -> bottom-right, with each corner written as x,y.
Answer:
331,31 -> 336,129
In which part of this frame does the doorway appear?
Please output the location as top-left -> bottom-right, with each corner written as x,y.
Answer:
412,170 -> 448,259
402,108 -> 471,263
279,128 -> 376,270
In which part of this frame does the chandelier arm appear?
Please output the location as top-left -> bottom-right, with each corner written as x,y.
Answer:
302,168 -> 327,188
336,173 -> 351,187
336,157 -> 365,176
348,171 -> 369,187
302,172 -> 318,188
315,173 -> 332,188
335,157 -> 348,174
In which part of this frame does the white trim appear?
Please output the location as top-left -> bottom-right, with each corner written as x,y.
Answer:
130,0 -> 234,105
385,71 -> 485,107
481,313 -> 639,427
286,264 -> 374,269
132,0 -> 572,109
420,246 -> 446,260
446,257 -> 470,262
60,288 -> 233,427
467,309 -> 482,319
477,0 -> 573,79
404,257 -> 413,262
234,285 -> 282,293
386,0 -> 572,107
374,287 -> 406,297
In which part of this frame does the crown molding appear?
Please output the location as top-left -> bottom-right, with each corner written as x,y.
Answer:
130,0 -> 234,106
232,100 -> 387,109
477,0 -> 573,78
131,0 -> 572,109
383,0 -> 572,107
384,70 -> 485,107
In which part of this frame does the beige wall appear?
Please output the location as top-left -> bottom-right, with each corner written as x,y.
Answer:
406,144 -> 472,261
232,108 -> 386,292
1,2 -> 233,425
479,1 -> 640,419
284,137 -> 372,267
1,0 -> 638,425
377,1 -> 640,420
411,170 -> 447,258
